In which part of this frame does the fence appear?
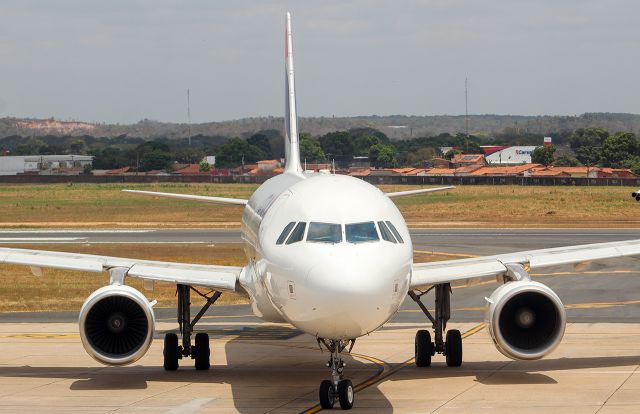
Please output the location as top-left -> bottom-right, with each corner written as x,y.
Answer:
0,174 -> 639,187
360,175 -> 640,187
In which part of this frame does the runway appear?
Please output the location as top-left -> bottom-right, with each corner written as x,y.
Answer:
2,228 -> 640,412
2,226 -> 640,257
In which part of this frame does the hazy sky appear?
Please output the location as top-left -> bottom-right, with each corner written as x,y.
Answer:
0,0 -> 638,123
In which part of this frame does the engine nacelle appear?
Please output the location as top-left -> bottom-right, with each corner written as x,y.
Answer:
485,280 -> 565,360
79,285 -> 155,366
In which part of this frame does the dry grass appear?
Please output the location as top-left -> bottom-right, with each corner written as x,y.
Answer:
0,243 -> 247,312
0,183 -> 638,228
0,183 -> 257,227
380,185 -> 640,227
0,243 -> 458,313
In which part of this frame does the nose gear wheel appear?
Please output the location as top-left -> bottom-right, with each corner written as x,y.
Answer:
317,338 -> 356,410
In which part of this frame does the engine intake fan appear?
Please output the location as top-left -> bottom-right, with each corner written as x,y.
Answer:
79,285 -> 155,365
485,280 -> 565,360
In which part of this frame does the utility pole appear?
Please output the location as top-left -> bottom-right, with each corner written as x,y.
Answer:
187,88 -> 192,146
465,77 -> 469,152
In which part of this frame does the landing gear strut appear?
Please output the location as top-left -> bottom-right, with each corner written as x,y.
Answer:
317,338 -> 355,410
409,283 -> 462,367
163,284 -> 221,371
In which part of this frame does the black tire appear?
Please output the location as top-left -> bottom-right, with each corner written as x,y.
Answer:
163,332 -> 179,371
337,379 -> 354,410
415,329 -> 433,367
445,329 -> 462,367
319,379 -> 334,409
194,332 -> 210,370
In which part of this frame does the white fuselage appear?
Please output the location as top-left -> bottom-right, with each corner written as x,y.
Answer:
238,172 -> 413,340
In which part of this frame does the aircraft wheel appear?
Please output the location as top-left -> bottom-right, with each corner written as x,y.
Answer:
445,329 -> 462,367
319,379 -> 335,409
194,332 -> 210,370
163,332 -> 179,371
415,329 -> 433,367
337,379 -> 354,410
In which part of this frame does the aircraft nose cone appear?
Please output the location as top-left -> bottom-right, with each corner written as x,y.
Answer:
291,255 -> 408,339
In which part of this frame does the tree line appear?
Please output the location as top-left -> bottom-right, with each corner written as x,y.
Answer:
1,126 -> 639,172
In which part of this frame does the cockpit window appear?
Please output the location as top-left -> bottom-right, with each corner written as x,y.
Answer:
346,222 -> 379,243
285,222 -> 306,244
385,221 -> 404,243
276,222 -> 296,245
307,222 -> 342,244
377,221 -> 397,243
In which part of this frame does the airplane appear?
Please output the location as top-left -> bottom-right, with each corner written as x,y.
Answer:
2,12 -> 640,411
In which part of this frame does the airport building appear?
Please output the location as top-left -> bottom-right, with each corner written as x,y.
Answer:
0,155 -> 93,175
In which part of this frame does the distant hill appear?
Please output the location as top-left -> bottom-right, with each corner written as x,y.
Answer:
2,113 -> 639,140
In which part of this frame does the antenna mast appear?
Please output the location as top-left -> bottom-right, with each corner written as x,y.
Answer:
187,88 -> 192,146
465,77 -> 469,139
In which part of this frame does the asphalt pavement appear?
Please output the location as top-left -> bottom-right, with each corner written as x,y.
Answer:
2,227 -> 640,324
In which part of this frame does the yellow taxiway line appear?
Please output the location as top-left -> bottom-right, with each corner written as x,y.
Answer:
300,323 -> 486,414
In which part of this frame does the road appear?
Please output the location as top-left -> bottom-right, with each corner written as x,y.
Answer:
2,227 -> 640,323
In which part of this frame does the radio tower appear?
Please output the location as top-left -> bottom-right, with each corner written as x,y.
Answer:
465,77 -> 469,139
187,88 -> 192,146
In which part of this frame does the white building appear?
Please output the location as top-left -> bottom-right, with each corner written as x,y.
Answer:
485,146 -> 536,165
0,155 -> 93,175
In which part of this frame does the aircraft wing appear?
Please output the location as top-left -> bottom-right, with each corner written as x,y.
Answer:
411,239 -> 640,289
385,186 -> 454,198
0,247 -> 242,292
122,189 -> 248,206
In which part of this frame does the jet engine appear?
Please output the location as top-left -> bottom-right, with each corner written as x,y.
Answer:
485,280 -> 565,360
79,285 -> 155,365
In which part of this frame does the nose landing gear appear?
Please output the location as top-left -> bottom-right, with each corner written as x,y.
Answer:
409,283 -> 463,367
317,338 -> 355,410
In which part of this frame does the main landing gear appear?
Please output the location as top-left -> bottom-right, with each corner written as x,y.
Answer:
409,283 -> 462,367
163,284 -> 221,371
317,339 -> 356,410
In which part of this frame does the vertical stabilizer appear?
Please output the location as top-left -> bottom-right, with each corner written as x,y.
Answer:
284,12 -> 303,174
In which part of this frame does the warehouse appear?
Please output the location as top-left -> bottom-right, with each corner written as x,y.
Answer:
0,155 -> 93,175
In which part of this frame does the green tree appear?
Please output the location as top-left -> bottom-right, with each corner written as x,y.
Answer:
369,143 -> 396,168
318,131 -> 354,165
89,147 -> 128,169
406,147 -> 436,166
140,150 -> 172,171
460,141 -> 484,154
14,144 -> 38,155
531,145 -> 556,166
553,155 -> 581,167
352,135 -> 379,156
247,133 -> 273,158
454,133 -> 484,154
622,156 -> 640,175
600,132 -> 639,168
444,149 -> 461,160
174,148 -> 206,163
569,127 -> 608,165
70,140 -> 85,154
299,134 -> 326,162
214,138 -> 265,168
199,161 -> 211,172
569,127 -> 609,149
